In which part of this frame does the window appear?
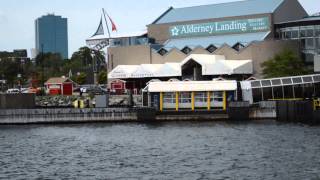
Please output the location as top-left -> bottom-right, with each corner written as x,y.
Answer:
316,38 -> 320,49
179,92 -> 191,103
210,92 -> 223,102
303,76 -> 313,83
315,82 -> 320,97
251,81 -> 261,88
261,80 -> 271,87
313,75 -> 320,82
252,88 -> 262,102
292,77 -> 302,84
305,38 -> 315,49
158,48 -> 168,56
232,43 -> 245,51
282,78 -> 292,85
291,31 -> 299,39
294,85 -> 303,98
271,79 -> 281,86
285,31 -> 291,39
301,29 -> 314,38
181,46 -> 192,54
195,92 -> 207,103
283,86 -> 294,99
303,83 -> 314,98
262,87 -> 273,100
206,45 -> 217,53
302,53 -> 315,64
163,92 -> 175,103
273,86 -> 284,99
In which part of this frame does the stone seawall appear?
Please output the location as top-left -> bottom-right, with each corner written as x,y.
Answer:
0,108 -> 138,124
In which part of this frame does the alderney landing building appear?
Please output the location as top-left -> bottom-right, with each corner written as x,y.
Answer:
86,0 -> 320,89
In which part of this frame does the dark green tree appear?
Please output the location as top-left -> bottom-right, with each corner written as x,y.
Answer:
262,49 -> 311,78
73,72 -> 87,85
98,70 -> 108,84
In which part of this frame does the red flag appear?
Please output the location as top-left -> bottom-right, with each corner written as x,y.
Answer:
107,14 -> 117,32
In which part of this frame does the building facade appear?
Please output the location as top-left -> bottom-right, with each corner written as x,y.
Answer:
104,0 -> 310,79
35,14 -> 68,59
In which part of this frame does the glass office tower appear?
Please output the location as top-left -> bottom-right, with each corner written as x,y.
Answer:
35,14 -> 68,59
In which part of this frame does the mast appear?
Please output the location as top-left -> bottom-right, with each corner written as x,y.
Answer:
102,8 -> 111,38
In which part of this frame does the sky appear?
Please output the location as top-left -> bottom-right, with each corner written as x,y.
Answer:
0,0 -> 318,58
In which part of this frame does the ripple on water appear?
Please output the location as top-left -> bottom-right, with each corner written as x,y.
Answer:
0,121 -> 320,179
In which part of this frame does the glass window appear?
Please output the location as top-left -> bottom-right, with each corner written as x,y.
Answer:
163,92 -> 175,103
294,85 -> 303,98
315,82 -> 320,97
316,28 -> 320,37
303,84 -> 314,98
291,31 -> 299,39
179,92 -> 191,103
292,77 -> 302,84
273,86 -> 284,99
252,88 -> 262,102
251,81 -> 261,88
211,92 -> 223,102
283,86 -> 294,99
301,30 -> 307,37
307,29 -> 314,37
282,78 -> 292,85
302,53 -> 315,64
303,76 -> 313,83
195,92 -> 207,103
285,31 -> 291,39
271,79 -> 281,86
313,75 -> 320,82
305,38 -> 315,49
261,80 -> 271,87
316,38 -> 320,49
262,87 -> 273,100
301,29 -> 314,38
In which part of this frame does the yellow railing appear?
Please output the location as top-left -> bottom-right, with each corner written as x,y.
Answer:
314,99 -> 320,110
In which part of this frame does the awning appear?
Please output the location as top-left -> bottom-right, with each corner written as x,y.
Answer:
148,80 -> 237,92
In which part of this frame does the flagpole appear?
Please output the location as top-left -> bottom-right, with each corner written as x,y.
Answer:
102,8 -> 111,38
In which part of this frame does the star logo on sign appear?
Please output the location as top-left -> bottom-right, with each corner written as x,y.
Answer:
171,27 -> 180,36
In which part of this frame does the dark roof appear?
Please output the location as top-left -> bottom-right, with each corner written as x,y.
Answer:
152,0 -> 284,24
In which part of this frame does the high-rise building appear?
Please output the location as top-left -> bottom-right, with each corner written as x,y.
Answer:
35,14 -> 68,59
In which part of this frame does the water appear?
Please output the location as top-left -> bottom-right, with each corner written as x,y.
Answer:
0,121 -> 320,180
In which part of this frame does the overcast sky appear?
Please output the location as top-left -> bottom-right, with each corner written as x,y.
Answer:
0,0 -> 318,58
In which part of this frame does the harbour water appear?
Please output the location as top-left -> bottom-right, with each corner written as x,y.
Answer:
1,121 -> 320,179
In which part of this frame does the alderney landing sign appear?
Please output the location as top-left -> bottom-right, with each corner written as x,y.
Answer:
169,17 -> 270,38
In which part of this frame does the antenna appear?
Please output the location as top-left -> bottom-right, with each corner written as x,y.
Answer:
102,8 -> 111,38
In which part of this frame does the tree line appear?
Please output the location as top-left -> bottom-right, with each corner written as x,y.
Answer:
0,47 -> 108,88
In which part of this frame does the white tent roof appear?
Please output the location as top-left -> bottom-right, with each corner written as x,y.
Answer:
148,80 -> 237,92
108,65 -> 139,79
108,54 -> 252,79
130,64 -> 163,78
154,63 -> 181,77
181,54 -> 253,75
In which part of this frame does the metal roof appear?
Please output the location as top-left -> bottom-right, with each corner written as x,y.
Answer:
163,31 -> 270,50
153,0 -> 284,24
148,80 -> 238,92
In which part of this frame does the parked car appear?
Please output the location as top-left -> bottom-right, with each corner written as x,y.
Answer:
6,88 -> 20,94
